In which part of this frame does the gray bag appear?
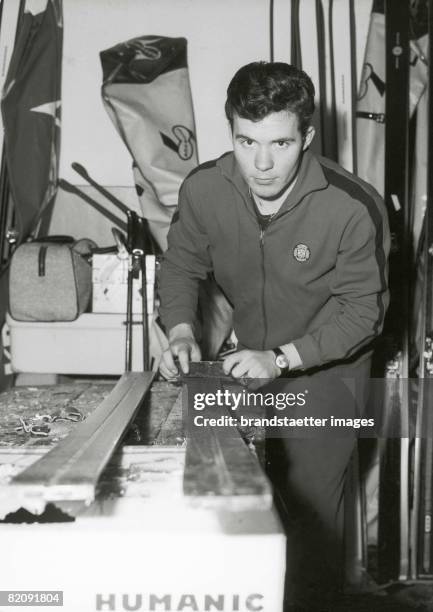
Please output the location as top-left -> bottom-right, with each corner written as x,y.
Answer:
9,237 -> 96,322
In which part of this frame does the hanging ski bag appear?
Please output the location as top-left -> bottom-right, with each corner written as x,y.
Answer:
9,236 -> 96,322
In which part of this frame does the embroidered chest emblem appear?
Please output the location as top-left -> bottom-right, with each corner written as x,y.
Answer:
293,243 -> 310,262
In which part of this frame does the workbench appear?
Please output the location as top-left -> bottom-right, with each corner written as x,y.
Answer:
0,379 -> 286,612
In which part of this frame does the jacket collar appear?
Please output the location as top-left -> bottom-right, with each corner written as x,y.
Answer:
216,149 -> 329,212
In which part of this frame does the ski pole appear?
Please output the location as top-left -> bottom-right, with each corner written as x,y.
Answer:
125,211 -> 137,372
140,253 -> 149,370
130,214 -> 149,370
59,179 -> 127,232
71,162 -> 130,215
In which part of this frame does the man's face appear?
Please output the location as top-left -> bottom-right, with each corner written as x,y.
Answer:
232,110 -> 314,200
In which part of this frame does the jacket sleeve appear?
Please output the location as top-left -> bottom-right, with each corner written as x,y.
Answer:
292,203 -> 390,369
159,179 -> 212,332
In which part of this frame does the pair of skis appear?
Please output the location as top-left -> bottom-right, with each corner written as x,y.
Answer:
381,0 -> 433,583
289,0 -> 362,170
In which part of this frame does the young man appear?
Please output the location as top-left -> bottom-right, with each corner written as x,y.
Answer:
159,62 -> 390,609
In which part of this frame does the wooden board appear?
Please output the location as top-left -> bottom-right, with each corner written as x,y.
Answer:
0,372 -> 154,517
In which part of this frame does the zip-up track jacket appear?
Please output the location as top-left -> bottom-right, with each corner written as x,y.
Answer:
159,150 -> 390,370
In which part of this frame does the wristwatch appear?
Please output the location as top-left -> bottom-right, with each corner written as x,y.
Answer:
272,347 -> 290,372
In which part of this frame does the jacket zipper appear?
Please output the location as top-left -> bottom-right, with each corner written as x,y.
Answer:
259,226 -> 267,350
259,215 -> 279,349
234,182 -> 283,350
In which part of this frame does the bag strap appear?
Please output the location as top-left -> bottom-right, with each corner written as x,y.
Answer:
38,246 -> 47,277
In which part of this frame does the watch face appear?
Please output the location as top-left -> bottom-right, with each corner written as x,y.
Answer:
276,354 -> 289,369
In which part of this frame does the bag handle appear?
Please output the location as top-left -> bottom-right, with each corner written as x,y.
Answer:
32,235 -> 75,244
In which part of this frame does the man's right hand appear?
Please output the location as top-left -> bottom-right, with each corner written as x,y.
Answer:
159,323 -> 201,379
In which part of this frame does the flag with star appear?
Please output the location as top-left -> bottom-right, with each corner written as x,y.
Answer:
1,0 -> 62,243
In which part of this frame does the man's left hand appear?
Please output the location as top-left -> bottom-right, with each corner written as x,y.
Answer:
223,350 -> 281,385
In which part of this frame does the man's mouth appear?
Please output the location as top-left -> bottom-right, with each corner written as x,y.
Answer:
254,177 -> 275,184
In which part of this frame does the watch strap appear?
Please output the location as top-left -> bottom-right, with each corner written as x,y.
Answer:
272,347 -> 285,358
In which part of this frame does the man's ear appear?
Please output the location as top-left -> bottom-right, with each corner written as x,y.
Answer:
302,126 -> 315,151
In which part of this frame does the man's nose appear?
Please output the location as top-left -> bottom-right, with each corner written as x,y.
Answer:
255,147 -> 274,172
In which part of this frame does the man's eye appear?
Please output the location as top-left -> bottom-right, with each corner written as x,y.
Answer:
276,140 -> 289,148
242,139 -> 254,147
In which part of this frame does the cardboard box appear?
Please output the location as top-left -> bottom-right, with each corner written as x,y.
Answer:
6,313 -> 154,374
92,254 -> 155,314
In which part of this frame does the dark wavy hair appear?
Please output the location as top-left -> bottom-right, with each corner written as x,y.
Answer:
225,62 -> 315,137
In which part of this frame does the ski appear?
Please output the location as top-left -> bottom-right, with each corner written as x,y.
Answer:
412,0 -> 433,580
331,0 -> 357,172
378,0 -> 411,582
349,0 -> 358,174
290,0 -> 302,69
270,0 -> 292,64
298,0 -> 328,156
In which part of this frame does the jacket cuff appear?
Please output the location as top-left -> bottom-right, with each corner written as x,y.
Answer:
279,343 -> 303,370
292,335 -> 321,370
